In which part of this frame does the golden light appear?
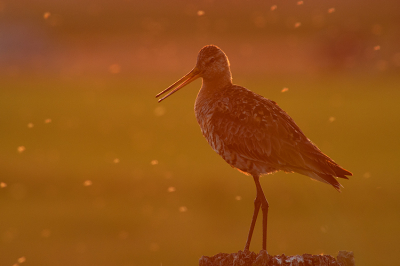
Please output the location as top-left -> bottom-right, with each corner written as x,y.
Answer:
43,12 -> 51,19
83,180 -> 93,186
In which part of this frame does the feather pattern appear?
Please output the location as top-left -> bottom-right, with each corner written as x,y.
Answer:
158,44 -> 351,192
157,45 -> 352,251
195,84 -> 351,191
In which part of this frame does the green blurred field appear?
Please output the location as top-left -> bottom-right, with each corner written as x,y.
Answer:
1,0 -> 400,265
1,73 -> 399,266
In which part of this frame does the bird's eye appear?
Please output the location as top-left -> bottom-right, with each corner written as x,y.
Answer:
208,58 -> 216,64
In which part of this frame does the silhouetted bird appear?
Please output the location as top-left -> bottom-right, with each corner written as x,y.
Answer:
156,45 -> 352,251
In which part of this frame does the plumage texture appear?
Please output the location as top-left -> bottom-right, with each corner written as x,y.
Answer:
192,45 -> 352,191
156,44 -> 352,251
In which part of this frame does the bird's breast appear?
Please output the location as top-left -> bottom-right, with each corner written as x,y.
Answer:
195,97 -> 218,152
194,87 -> 231,155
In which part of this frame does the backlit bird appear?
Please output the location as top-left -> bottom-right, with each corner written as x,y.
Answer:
156,45 -> 352,251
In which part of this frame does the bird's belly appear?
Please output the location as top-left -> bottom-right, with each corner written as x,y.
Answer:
218,147 -> 278,177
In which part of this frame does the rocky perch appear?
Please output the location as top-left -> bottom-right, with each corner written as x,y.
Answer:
199,250 -> 354,266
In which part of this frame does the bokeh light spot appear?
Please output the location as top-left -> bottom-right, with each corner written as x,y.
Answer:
109,64 -> 121,74
41,229 -> 51,238
179,206 -> 187,212
154,106 -> 166,116
83,180 -> 92,186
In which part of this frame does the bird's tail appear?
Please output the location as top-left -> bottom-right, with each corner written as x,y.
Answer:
293,165 -> 352,192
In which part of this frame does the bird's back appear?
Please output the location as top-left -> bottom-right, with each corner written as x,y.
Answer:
195,84 -> 352,191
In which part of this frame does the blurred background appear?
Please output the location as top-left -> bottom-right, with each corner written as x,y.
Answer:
1,0 -> 399,265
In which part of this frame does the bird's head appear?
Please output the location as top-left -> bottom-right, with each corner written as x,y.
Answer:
156,45 -> 231,102
195,45 -> 231,80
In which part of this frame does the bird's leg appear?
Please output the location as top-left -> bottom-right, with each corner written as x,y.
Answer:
253,175 -> 269,251
243,183 -> 262,251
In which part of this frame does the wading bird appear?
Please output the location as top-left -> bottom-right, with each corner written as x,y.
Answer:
156,45 -> 352,251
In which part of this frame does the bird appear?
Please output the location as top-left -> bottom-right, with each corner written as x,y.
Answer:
155,44 -> 352,251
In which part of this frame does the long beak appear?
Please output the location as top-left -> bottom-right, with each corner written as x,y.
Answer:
156,67 -> 201,103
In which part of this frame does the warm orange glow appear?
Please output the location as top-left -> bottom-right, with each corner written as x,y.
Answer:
43,12 -> 51,19
83,180 -> 92,186
0,1 -> 397,265
328,8 -> 335,13
17,257 -> 26,263
109,64 -> 121,74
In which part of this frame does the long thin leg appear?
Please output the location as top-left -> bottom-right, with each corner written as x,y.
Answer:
244,175 -> 269,251
253,175 -> 269,250
244,188 -> 261,250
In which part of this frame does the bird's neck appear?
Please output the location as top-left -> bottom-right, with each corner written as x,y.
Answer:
199,75 -> 232,97
195,75 -> 232,117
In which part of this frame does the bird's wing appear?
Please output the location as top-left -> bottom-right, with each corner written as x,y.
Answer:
209,86 -> 351,188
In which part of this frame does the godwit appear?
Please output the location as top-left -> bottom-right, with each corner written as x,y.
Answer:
156,45 -> 352,251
